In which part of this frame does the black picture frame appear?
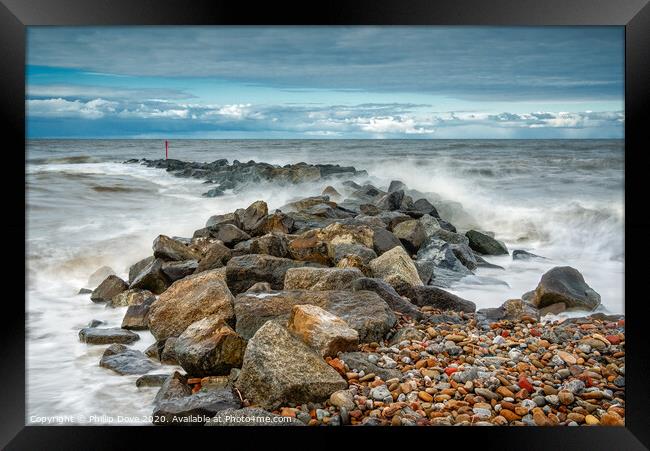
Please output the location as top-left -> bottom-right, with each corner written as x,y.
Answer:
2,0 -> 648,449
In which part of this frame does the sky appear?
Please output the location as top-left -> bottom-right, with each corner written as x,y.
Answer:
26,26 -> 624,139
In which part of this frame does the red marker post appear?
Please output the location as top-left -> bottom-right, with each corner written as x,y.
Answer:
165,140 -> 169,160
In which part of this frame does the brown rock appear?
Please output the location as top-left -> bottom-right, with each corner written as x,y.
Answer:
111,288 -> 155,308
195,241 -> 231,273
153,234 -> 202,262
91,275 -> 129,303
148,269 -> 235,342
368,246 -> 423,291
288,233 -> 331,265
284,267 -> 364,291
287,304 -> 358,357
174,314 -> 247,377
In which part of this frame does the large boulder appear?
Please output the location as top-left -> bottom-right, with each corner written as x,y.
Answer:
529,266 -> 601,311
398,285 -> 476,313
465,230 -> 509,255
318,222 -> 374,248
148,269 -> 236,342
121,303 -> 152,330
129,258 -> 171,294
99,344 -> 158,375
288,233 -> 331,265
378,211 -> 412,230
153,235 -> 202,262
235,200 -> 268,236
388,180 -> 407,192
110,288 -> 155,308
152,372 -> 240,425
287,304 -> 359,357
236,233 -> 290,258
419,214 -> 441,238
414,259 -> 435,285
90,275 -> 129,303
174,314 -> 247,377
128,256 -> 155,284
200,224 -> 251,247
283,195 -> 336,213
161,260 -> 198,281
416,238 -> 473,275
79,327 -> 139,344
368,246 -> 423,291
234,290 -> 396,342
392,219 -> 426,253
284,267 -> 364,291
206,212 -> 240,228
328,242 -> 377,265
195,241 -> 232,273
371,227 -> 403,255
375,190 -> 404,211
225,254 -> 320,294
450,243 -> 478,271
235,321 -> 347,410
263,211 -> 295,234
352,277 -> 424,320
413,198 -> 439,217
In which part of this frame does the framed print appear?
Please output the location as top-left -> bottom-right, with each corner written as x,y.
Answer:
1,0 -> 649,449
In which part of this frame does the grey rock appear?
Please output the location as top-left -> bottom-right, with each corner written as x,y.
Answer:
195,241 -> 231,273
79,327 -> 139,345
225,254 -> 322,295
99,344 -> 158,375
90,275 -> 129,303
352,277 -> 423,320
529,266 -> 601,311
161,260 -> 198,281
129,258 -> 170,295
153,234 -> 201,262
153,373 -> 240,425
398,285 -> 476,313
234,289 -> 396,342
136,374 -> 170,387
121,303 -> 152,330
235,321 -> 347,410
466,230 -> 509,255
371,227 -> 403,255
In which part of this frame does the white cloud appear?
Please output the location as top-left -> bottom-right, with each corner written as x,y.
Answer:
351,116 -> 435,135
27,97 -> 118,119
25,95 -> 624,138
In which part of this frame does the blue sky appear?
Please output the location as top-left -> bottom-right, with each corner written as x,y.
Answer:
26,27 -> 624,139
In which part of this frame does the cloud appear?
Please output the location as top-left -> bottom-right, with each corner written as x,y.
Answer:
27,98 -> 118,119
27,84 -> 195,101
26,27 -> 624,101
25,95 -> 624,138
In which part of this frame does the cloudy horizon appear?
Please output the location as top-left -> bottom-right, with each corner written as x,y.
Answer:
26,26 -> 624,139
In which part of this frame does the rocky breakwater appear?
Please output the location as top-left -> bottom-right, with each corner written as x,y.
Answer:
77,168 -> 623,426
126,158 -> 368,197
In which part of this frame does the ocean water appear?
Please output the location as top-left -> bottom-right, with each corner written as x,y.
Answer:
25,139 -> 624,424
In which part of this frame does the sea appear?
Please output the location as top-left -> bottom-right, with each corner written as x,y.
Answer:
25,139 -> 624,424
